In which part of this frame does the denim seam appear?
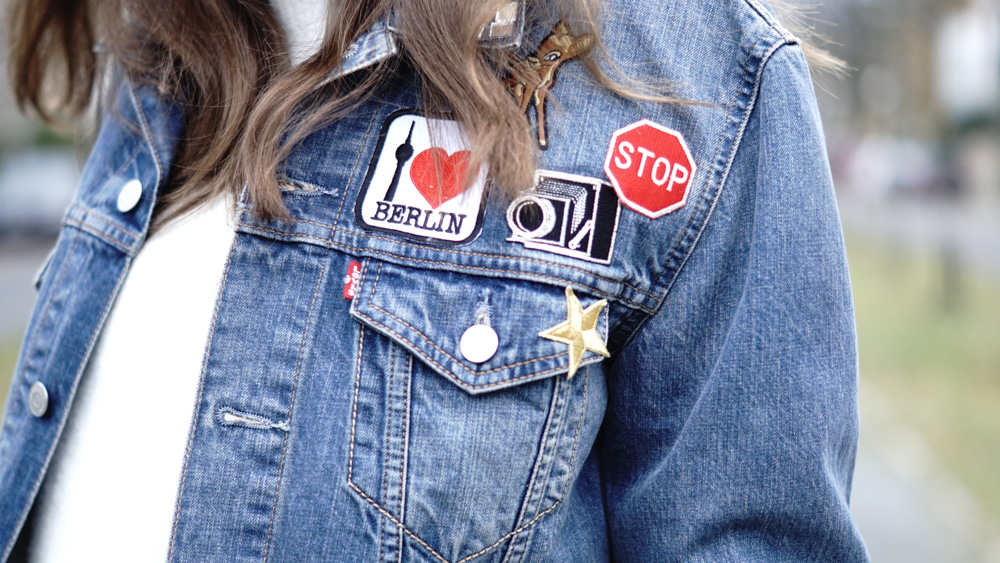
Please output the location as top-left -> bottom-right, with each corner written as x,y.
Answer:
346,397 -> 586,563
742,0 -> 795,40
69,203 -> 143,242
332,93 -> 385,228
346,329 -> 449,560
348,474 -> 579,563
366,262 -> 568,375
16,255 -> 129,559
68,204 -> 140,243
347,326 -> 367,487
379,345 -> 396,561
61,137 -> 143,244
368,302 -> 607,378
244,221 -> 659,310
676,40 -> 792,449
517,368 -> 586,563
1,233 -> 82,560
357,312 -> 597,392
126,82 -> 164,188
534,380 -> 570,508
656,33 -> 786,306
355,224 -> 659,300
352,228 -> 659,302
502,374 -> 566,562
345,239 -> 654,314
526,378 -> 567,528
240,214 -> 659,303
347,484 -> 449,563
167,232 -> 240,561
263,252 -> 328,562
510,366 -> 588,563
103,143 -> 145,189
457,372 -> 588,563
239,222 -> 658,314
126,82 -> 165,244
663,32 -> 765,290
384,350 -> 413,562
14,236 -> 79,413
64,217 -> 133,253
617,31 -> 785,350
399,353 -> 412,533
361,262 -> 607,386
346,311 -> 587,563
65,134 -> 143,218
665,32 -> 784,296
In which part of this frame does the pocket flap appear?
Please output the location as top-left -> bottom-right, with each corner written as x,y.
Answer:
350,260 -> 609,394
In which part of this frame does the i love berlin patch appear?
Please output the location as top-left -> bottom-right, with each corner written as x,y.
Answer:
354,110 -> 487,245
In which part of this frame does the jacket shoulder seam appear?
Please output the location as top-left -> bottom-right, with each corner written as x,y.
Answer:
741,0 -> 800,45
618,29 -> 794,348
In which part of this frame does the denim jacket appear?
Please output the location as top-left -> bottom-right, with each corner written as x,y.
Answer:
0,0 -> 868,560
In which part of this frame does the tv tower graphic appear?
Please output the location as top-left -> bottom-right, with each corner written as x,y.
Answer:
384,120 -> 416,202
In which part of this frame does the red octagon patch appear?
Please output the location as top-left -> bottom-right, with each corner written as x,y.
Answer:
603,120 -> 696,219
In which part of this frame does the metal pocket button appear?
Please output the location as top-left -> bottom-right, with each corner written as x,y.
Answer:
116,179 -> 143,212
29,381 -> 49,417
460,325 -> 499,364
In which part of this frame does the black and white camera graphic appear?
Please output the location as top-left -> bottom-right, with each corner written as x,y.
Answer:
505,170 -> 621,264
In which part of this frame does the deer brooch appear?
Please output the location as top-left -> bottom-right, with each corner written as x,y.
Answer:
506,22 -> 594,149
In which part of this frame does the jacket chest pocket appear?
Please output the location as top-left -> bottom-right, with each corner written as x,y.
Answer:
347,260 -> 607,563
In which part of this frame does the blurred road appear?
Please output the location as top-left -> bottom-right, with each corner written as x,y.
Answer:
852,385 -> 1000,562
838,191 -> 1000,562
0,239 -> 51,339
838,193 -> 1000,278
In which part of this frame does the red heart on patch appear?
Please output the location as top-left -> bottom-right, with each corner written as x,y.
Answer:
409,148 -> 471,209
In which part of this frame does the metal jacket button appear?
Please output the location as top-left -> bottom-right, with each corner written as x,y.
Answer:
460,325 -> 499,364
116,179 -> 143,212
28,381 -> 49,418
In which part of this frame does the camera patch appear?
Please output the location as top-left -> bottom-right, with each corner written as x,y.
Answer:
355,110 -> 487,245
506,170 -> 620,264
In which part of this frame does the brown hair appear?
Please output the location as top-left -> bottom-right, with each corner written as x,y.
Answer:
8,0 -> 611,225
8,1 -> 839,226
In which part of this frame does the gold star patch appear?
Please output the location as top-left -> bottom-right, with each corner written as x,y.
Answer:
539,287 -> 610,379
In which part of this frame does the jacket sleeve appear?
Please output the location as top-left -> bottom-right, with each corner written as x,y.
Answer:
598,44 -> 869,562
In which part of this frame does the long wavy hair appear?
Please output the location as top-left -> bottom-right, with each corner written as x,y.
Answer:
8,0 -> 611,225
7,0 -> 839,226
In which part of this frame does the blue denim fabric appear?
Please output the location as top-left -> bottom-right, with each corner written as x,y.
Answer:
0,0 -> 868,560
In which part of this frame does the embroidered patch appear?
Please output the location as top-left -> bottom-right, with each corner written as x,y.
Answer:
538,287 -> 610,379
355,110 -> 487,244
343,260 -> 362,300
506,170 -> 620,264
603,119 -> 697,219
505,21 -> 593,149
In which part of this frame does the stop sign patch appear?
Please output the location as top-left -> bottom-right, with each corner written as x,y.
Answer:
603,120 -> 696,219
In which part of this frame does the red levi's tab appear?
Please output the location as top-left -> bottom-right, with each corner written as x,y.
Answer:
603,119 -> 696,219
343,261 -> 362,300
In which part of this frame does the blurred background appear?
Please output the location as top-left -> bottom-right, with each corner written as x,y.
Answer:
1,1 -> 999,561
805,0 -> 1000,560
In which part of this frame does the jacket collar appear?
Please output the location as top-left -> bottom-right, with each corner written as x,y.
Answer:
327,1 -> 529,82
